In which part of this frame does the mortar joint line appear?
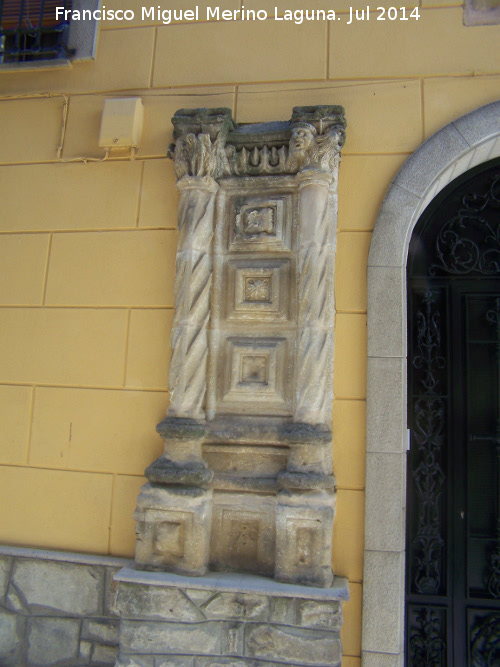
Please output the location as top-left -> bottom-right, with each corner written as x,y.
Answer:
25,385 -> 37,466
420,78 -> 425,144
148,27 -> 158,88
135,159 -> 146,228
108,474 -> 117,555
41,233 -> 53,305
122,309 -> 132,387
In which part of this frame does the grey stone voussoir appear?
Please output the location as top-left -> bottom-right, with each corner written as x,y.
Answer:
91,642 -> 119,664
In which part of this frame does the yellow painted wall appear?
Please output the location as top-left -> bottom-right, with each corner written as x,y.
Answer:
1,2 -> 499,662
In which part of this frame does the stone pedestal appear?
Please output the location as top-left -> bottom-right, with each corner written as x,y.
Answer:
113,566 -> 349,667
134,484 -> 212,576
275,490 -> 335,588
135,417 -> 213,575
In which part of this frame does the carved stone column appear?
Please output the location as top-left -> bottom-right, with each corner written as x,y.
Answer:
134,109 -> 234,576
167,175 -> 219,421
274,108 -> 345,587
295,168 -> 336,426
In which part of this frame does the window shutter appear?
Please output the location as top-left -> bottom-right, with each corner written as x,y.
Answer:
0,0 -> 72,31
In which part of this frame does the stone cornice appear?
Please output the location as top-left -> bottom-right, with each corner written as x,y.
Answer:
168,105 -> 346,178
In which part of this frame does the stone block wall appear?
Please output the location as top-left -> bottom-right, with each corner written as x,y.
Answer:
0,546 -> 348,667
113,566 -> 348,666
0,546 -> 127,667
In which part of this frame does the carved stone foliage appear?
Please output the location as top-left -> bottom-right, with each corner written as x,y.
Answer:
135,106 -> 345,588
168,108 -> 234,180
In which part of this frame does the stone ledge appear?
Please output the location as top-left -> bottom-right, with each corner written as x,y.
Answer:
114,566 -> 349,601
117,654 -> 337,666
204,418 -> 332,447
0,544 -> 129,568
145,458 -> 213,486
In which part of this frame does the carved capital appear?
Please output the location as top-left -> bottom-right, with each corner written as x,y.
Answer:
288,106 -> 346,174
295,168 -> 334,189
176,174 -> 219,195
168,107 -> 235,180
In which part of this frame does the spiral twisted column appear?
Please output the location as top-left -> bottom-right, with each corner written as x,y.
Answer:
276,111 -> 344,588
135,109 -> 234,576
295,169 -> 336,427
167,175 -> 219,420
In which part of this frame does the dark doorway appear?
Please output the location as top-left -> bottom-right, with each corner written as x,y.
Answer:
406,158 -> 500,665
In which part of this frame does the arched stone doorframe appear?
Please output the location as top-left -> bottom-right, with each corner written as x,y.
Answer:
361,100 -> 500,667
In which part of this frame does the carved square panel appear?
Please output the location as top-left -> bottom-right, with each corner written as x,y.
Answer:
153,520 -> 184,558
285,518 -> 322,571
203,445 -> 288,477
241,355 -> 268,384
218,336 -> 292,415
245,277 -> 271,303
293,523 -> 320,569
143,509 -> 192,567
229,513 -> 260,564
228,193 -> 293,252
226,259 -> 292,322
210,494 -> 276,575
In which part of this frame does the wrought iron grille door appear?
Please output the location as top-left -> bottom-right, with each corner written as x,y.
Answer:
407,158 -> 500,666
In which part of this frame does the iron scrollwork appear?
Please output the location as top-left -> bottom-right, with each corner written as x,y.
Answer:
485,298 -> 500,599
411,291 -> 446,595
431,173 -> 500,276
409,607 -> 446,666
413,291 -> 446,394
470,613 -> 500,666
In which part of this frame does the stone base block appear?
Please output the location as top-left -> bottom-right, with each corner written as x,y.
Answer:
275,490 -> 335,588
134,483 -> 212,576
113,567 -> 348,667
